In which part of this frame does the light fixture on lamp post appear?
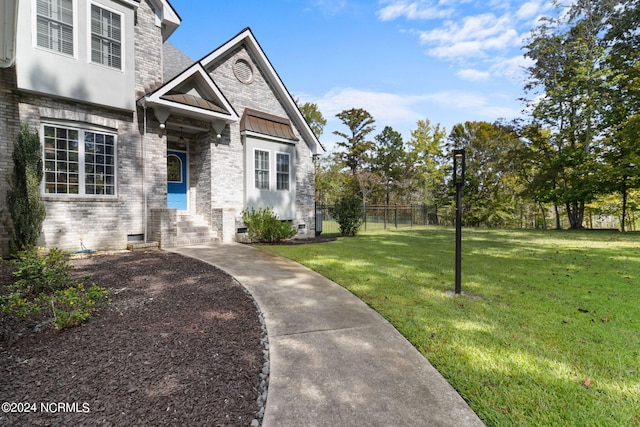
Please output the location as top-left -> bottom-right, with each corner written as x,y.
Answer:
453,149 -> 465,295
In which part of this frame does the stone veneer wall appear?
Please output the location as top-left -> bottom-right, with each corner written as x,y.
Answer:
0,0 -> 167,256
206,45 -> 317,239
23,98 -> 142,253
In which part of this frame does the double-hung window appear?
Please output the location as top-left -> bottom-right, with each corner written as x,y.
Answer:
43,125 -> 116,196
36,0 -> 74,55
276,153 -> 290,191
255,150 -> 269,190
91,4 -> 122,69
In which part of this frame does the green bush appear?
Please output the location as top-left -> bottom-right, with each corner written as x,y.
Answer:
241,207 -> 297,243
0,248 -> 109,329
3,124 -> 46,255
11,248 -> 72,297
40,283 -> 110,328
332,194 -> 363,237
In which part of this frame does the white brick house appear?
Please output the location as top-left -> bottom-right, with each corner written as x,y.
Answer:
0,0 -> 324,255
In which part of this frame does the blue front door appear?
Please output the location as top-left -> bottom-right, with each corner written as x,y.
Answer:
167,150 -> 187,210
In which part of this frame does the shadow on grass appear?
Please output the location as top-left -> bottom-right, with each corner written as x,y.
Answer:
266,227 -> 640,425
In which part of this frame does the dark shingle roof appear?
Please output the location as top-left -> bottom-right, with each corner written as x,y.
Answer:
163,42 -> 194,81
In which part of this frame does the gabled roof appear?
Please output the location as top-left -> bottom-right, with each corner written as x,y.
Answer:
139,62 -> 239,126
199,28 -> 325,154
163,42 -> 194,81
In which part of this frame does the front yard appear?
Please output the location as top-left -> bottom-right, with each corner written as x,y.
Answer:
262,227 -> 640,426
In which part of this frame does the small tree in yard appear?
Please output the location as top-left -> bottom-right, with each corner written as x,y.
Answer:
332,193 -> 363,237
3,124 -> 46,255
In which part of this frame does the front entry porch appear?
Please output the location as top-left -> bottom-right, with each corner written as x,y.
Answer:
167,149 -> 188,211
149,208 -> 237,248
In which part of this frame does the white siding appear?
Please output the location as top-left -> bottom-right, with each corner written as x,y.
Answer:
15,0 -> 135,111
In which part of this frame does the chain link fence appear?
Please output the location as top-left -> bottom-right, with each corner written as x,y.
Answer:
316,204 -> 440,235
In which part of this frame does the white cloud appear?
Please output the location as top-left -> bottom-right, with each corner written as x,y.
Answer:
315,88 -> 425,124
428,40 -> 486,59
516,0 -> 542,20
377,0 -> 453,21
417,12 -> 526,63
516,0 -> 555,22
310,0 -> 348,16
457,68 -> 491,81
311,87 -> 521,124
489,54 -> 534,81
305,87 -> 522,150
419,13 -> 521,57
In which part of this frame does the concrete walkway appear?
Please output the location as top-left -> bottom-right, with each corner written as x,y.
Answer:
171,243 -> 484,427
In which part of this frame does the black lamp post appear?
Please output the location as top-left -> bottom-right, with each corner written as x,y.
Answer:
453,149 -> 465,295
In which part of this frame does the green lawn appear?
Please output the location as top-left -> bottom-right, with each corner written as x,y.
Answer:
261,227 -> 640,426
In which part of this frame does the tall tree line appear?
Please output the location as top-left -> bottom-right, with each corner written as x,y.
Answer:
298,0 -> 640,230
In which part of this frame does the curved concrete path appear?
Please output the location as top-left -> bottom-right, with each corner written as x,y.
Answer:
171,243 -> 484,427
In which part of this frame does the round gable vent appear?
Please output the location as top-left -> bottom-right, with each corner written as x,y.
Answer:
233,59 -> 254,84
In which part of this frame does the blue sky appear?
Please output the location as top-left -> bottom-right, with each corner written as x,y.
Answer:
167,0 -> 554,151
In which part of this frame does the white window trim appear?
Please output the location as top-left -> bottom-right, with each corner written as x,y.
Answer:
251,148 -> 293,192
276,152 -> 291,191
32,0 -> 78,59
88,1 -> 125,72
242,130 -> 298,145
41,122 -> 118,198
167,153 -> 183,183
254,148 -> 270,191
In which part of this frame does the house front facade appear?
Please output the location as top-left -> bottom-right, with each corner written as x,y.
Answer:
0,0 -> 324,256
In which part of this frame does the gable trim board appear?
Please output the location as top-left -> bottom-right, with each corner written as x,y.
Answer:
199,28 -> 325,155
139,62 -> 239,129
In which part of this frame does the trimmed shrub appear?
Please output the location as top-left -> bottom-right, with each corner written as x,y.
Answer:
3,124 -> 46,255
332,194 -> 363,237
241,207 -> 297,243
11,248 -> 71,297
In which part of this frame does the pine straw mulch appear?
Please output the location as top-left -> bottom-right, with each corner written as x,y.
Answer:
0,250 -> 265,426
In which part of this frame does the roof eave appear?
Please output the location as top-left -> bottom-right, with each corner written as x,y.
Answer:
139,96 -> 236,126
150,0 -> 181,41
200,28 -> 326,155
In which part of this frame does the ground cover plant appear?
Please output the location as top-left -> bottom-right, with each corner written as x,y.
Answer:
0,251 -> 264,426
262,227 -> 640,426
1,248 -> 109,329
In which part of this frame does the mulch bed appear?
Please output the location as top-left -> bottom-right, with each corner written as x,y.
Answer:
0,250 -> 265,426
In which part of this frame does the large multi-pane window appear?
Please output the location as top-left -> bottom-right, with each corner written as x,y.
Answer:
43,125 -> 116,196
36,0 -> 74,55
91,4 -> 122,69
276,153 -> 290,191
255,150 -> 269,190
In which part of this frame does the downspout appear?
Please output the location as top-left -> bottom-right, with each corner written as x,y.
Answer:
142,101 -> 148,243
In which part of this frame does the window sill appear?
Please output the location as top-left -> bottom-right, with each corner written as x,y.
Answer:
41,195 -> 119,203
